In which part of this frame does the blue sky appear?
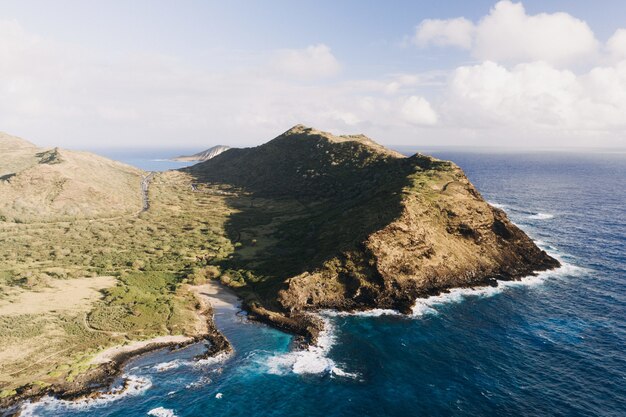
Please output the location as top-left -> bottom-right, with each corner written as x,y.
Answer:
1,1 -> 626,149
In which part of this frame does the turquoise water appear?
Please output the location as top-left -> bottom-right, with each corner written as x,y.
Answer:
18,151 -> 626,417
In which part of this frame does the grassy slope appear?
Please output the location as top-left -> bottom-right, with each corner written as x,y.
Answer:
0,169 -> 234,395
0,133 -> 143,222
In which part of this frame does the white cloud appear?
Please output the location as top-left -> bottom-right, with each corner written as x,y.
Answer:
414,1 -> 598,67
400,96 -> 438,125
272,44 -> 341,78
0,20 -> 442,148
473,1 -> 598,66
444,60 -> 626,134
2,14 -> 626,151
607,29 -> 626,61
413,17 -> 474,49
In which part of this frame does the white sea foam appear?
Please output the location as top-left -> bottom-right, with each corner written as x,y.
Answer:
20,374 -> 152,416
148,407 -> 178,417
488,201 -> 507,209
265,316 -> 357,378
410,259 -> 584,317
195,351 -> 232,368
411,286 -> 502,316
185,375 -> 213,389
152,350 -> 230,373
153,359 -> 187,372
528,212 -> 554,220
322,308 -> 401,317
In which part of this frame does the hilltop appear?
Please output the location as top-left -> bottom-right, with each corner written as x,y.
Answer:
0,133 -> 144,222
172,145 -> 231,162
185,125 -> 559,321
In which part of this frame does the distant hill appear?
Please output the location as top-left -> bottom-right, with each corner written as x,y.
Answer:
0,132 -> 144,222
172,145 -> 231,162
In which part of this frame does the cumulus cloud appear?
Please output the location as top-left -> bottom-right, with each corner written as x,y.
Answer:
414,0 -> 598,67
272,44 -> 341,78
400,96 -> 438,125
473,1 -> 598,66
0,20 -> 440,148
444,60 -> 626,133
413,17 -> 474,49
2,11 -> 626,150
607,29 -> 626,62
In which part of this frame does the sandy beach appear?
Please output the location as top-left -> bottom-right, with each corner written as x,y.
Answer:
190,280 -> 241,312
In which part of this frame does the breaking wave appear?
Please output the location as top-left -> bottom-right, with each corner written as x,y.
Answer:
264,316 -> 357,378
147,407 -> 178,417
151,351 -> 231,373
488,201 -> 507,209
323,308 -> 402,318
528,212 -> 555,220
411,260 -> 584,316
20,375 -> 152,416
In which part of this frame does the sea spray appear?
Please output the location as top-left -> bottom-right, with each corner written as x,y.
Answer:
264,315 -> 357,378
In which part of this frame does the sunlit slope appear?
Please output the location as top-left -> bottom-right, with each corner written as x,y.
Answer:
0,132 -> 144,222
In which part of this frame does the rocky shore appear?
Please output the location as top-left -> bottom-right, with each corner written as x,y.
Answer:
0,293 -> 233,416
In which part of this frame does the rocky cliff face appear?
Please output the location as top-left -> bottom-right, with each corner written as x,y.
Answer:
186,125 -> 559,317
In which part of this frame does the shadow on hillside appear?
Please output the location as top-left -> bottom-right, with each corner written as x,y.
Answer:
182,140 -> 445,307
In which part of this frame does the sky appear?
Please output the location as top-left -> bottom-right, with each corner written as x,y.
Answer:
1,0 -> 626,150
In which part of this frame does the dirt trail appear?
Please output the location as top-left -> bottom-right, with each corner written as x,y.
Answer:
141,172 -> 155,212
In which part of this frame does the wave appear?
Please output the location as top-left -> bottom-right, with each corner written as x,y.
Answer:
153,358 -> 187,372
148,407 -> 178,417
20,374 -> 152,416
264,316 -> 357,378
322,308 -> 402,318
487,201 -> 555,221
151,351 -> 231,373
185,375 -> 213,390
195,351 -> 232,368
410,260 -> 584,316
411,286 -> 501,316
528,212 -> 555,220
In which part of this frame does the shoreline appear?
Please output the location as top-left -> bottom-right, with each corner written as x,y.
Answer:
1,260 -> 561,415
0,281 -> 236,416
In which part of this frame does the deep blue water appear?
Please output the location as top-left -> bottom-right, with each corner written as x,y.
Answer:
21,151 -> 626,417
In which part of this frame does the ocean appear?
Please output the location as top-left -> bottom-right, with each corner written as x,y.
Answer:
20,150 -> 626,416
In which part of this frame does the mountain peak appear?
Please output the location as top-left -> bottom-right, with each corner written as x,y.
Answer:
279,125 -> 404,158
